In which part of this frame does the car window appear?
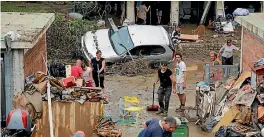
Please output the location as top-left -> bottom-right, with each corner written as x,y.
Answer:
109,27 -> 134,55
130,45 -> 166,56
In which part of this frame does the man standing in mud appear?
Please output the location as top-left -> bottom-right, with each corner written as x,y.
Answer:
174,53 -> 187,112
154,62 -> 176,116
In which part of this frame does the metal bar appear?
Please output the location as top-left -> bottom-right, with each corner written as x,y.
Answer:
200,1 -> 212,25
42,55 -> 54,137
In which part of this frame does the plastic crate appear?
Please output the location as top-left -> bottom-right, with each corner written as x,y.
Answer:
172,123 -> 189,137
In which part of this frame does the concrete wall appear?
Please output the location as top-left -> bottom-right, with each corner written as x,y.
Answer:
24,33 -> 47,77
241,28 -> 264,72
170,1 -> 179,25
126,1 -> 135,23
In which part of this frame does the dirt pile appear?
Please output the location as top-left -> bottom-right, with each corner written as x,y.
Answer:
106,58 -> 154,77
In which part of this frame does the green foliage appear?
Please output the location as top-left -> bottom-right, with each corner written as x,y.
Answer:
1,2 -> 49,12
46,14 -> 99,62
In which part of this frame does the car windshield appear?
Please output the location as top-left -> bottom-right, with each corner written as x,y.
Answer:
109,27 -> 134,55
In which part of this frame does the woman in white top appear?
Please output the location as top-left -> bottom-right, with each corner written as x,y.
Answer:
219,39 -> 239,65
82,64 -> 93,87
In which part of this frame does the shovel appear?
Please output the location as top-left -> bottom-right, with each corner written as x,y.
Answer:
146,83 -> 159,111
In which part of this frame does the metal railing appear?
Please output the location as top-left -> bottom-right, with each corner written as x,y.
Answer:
204,64 -> 240,84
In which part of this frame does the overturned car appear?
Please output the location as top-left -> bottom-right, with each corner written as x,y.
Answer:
81,24 -> 175,67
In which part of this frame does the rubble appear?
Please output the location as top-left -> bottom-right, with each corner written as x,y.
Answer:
106,58 -> 154,77
95,117 -> 122,137
195,62 -> 264,136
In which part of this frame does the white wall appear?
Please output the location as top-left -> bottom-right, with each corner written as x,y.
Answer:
170,1 -> 179,25
126,1 -> 135,23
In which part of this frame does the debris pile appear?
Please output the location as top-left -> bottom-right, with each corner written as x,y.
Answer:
195,60 -> 264,136
95,117 -> 122,137
24,71 -> 106,104
106,58 -> 154,77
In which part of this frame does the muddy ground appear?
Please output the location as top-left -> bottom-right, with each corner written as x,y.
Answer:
1,2 -> 241,136
102,26 -> 241,137
103,59 -> 212,137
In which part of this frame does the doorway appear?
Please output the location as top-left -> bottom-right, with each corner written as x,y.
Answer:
134,1 -> 171,25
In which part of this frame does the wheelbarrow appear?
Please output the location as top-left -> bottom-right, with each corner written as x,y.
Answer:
172,117 -> 189,137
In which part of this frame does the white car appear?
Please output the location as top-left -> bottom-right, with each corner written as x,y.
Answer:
81,25 -> 175,67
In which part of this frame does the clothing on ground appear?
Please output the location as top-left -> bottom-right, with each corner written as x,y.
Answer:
71,66 -> 83,78
176,61 -> 186,83
138,119 -> 172,137
158,69 -> 172,88
219,44 -> 239,58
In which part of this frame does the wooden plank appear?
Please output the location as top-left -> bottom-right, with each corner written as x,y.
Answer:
212,105 -> 240,134
32,101 -> 102,137
179,34 -> 199,41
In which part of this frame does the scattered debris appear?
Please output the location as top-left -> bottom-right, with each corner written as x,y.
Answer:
106,58 -> 154,77
95,117 -> 122,137
180,34 -> 199,42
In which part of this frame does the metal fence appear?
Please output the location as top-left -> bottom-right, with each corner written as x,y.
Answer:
204,64 -> 240,83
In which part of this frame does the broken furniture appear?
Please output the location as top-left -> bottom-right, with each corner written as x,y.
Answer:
122,96 -> 143,128
179,34 -> 199,41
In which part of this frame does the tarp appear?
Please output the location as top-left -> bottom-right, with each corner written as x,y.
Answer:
233,8 -> 249,16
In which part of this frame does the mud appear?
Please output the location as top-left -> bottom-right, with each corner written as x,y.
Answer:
103,59 -> 214,137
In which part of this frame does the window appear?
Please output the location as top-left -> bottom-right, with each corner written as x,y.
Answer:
129,45 -> 166,56
109,27 -> 135,55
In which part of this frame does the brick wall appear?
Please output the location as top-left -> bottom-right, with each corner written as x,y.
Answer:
242,28 -> 264,72
24,33 -> 47,77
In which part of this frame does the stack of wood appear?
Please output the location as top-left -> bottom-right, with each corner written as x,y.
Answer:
95,117 -> 122,137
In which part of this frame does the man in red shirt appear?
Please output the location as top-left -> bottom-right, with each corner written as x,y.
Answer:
71,59 -> 84,79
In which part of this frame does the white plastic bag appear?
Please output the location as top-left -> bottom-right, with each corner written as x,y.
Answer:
4,31 -> 21,41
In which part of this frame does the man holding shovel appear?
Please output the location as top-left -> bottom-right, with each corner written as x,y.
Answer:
154,62 -> 176,116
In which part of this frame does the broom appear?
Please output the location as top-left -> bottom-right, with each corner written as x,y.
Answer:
146,83 -> 159,111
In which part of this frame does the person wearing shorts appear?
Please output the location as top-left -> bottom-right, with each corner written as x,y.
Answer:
156,8 -> 162,25
174,53 -> 187,112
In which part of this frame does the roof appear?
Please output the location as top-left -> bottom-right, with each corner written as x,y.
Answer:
234,13 -> 264,39
1,12 -> 55,49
